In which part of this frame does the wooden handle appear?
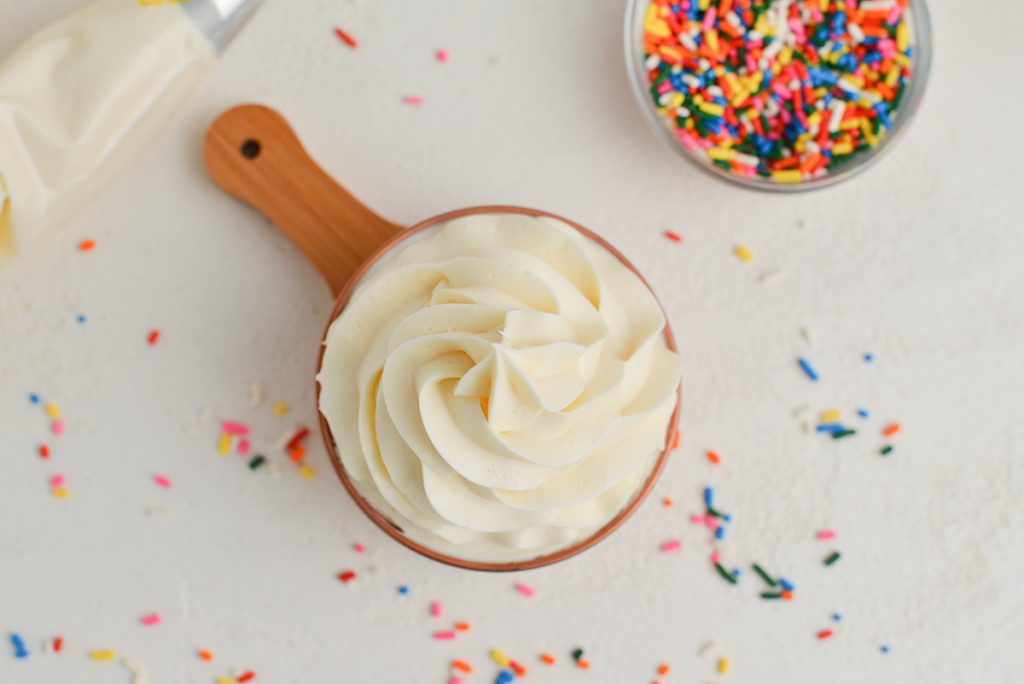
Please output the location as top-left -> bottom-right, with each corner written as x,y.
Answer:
204,104 -> 402,295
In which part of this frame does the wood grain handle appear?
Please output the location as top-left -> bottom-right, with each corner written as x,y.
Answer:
204,104 -> 402,295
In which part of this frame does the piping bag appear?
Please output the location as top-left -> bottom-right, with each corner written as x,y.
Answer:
0,0 -> 265,262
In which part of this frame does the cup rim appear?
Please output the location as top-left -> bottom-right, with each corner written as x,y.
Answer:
315,205 -> 681,571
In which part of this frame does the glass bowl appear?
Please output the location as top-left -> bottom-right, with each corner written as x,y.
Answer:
624,0 -> 932,192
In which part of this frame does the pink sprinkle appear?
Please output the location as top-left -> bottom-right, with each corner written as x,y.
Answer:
50,474 -> 66,488
52,420 -> 65,436
403,95 -> 424,105
710,551 -> 721,565
817,529 -> 837,540
514,583 -> 535,598
154,475 -> 172,489
436,49 -> 449,63
430,601 -> 442,618
353,543 -> 366,554
221,421 -> 249,436
448,679 -> 463,684
660,539 -> 683,553
690,514 -> 704,524
141,614 -> 162,627
433,631 -> 456,640
237,439 -> 251,456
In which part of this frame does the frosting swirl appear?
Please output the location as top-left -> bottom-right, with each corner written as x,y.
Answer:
318,213 -> 681,562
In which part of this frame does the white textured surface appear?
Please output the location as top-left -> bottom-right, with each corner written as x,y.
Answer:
1,1 -> 1021,682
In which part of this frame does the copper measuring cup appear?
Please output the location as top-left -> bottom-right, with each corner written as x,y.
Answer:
204,104 -> 680,571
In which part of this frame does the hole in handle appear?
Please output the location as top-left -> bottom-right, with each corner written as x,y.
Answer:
240,138 -> 261,159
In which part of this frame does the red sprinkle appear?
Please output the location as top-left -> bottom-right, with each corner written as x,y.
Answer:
39,444 -> 50,459
706,450 -> 721,464
53,636 -> 63,652
237,672 -> 256,683
334,27 -> 358,48
509,660 -> 527,677
882,423 -> 901,437
285,426 -> 310,452
289,446 -> 306,464
78,239 -> 96,252
403,95 -> 424,105
817,630 -> 834,640
147,329 -> 160,346
338,570 -> 357,583
664,230 -> 683,243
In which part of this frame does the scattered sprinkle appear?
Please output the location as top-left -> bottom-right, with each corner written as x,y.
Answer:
664,230 -> 683,243
880,445 -> 894,456
857,408 -> 871,419
778,578 -> 796,592
198,650 -> 214,661
290,446 -> 307,464
819,409 -> 841,423
660,539 -> 683,553
882,423 -> 902,437
513,583 -> 535,598
140,613 -> 162,627
284,427 -> 309,452
734,245 -> 755,262
147,329 -> 160,346
817,629 -> 834,640
539,653 -> 556,665
50,474 -> 67,489
452,659 -> 472,673
248,455 -> 266,470
38,444 -> 50,459
717,657 -> 731,674
44,403 -> 62,419
571,648 -> 584,662
657,663 -> 671,675
430,602 -> 443,617
454,622 -> 470,632
490,649 -> 510,667
10,633 -> 28,659
299,464 -> 315,480
274,402 -> 289,416
51,420 -> 65,436
353,543 -> 366,554
509,660 -> 527,677
154,475 -> 172,489
436,49 -> 449,63
217,433 -> 232,455
236,438 -> 251,456
831,428 -> 857,440
832,613 -> 843,622
864,353 -> 875,363
824,551 -> 842,566
880,645 -> 891,654
496,671 -> 514,684
817,529 -> 837,541
403,95 -> 425,105
397,585 -> 409,595
752,563 -> 777,587
434,631 -> 456,641
338,570 -> 356,583
53,636 -> 63,653
78,239 -> 96,252
29,393 -> 40,404
76,314 -> 87,324
781,590 -> 794,601
576,659 -> 591,670
90,649 -> 117,661
715,562 -> 738,584
237,672 -> 256,683
221,421 -> 250,436
334,27 -> 358,48
706,450 -> 720,464
760,591 -> 783,600
661,497 -> 674,507
797,357 -> 819,382
447,679 -> 462,684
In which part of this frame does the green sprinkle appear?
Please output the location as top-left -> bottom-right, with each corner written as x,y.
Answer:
760,591 -> 783,600
571,648 -> 584,662
752,563 -> 778,587
707,505 -> 724,519
715,562 -> 738,585
880,445 -> 894,456
832,429 -> 857,440
248,455 -> 266,470
824,551 -> 842,566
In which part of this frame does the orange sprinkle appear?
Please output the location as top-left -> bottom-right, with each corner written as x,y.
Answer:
664,230 -> 683,243
539,653 -> 556,665
661,497 -> 674,507
781,589 -> 794,601
657,663 -> 671,675
451,659 -> 472,674
577,658 -> 591,670
39,444 -> 50,459
290,446 -> 306,463
510,660 -> 527,677
882,423 -> 901,437
706,450 -> 721,464
78,239 -> 96,252
198,650 -> 214,662
334,27 -> 358,48
454,622 -> 471,632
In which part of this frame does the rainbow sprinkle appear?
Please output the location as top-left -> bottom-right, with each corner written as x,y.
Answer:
640,0 -> 918,185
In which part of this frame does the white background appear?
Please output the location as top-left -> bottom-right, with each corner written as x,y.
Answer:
1,1 -> 1022,682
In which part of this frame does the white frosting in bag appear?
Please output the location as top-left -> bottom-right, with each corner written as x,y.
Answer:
319,213 -> 681,563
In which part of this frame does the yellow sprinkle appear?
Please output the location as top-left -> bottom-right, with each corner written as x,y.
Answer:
818,0 -> 828,10
707,147 -> 736,162
700,102 -> 725,117
698,0 -> 710,10
274,402 -> 289,416
729,90 -> 749,108
90,649 -> 117,661
820,410 -> 842,423
51,487 -> 69,499
733,246 -> 756,263
218,432 -> 232,456
299,464 -> 315,480
779,46 -> 793,66
832,141 -> 853,156
44,403 -> 61,419
490,649 -> 510,667
718,657 -> 731,674
771,170 -> 804,185
704,29 -> 719,53
669,92 -> 685,109
217,679 -> 234,684
807,111 -> 822,131
893,53 -> 911,68
896,22 -> 909,53
839,118 -> 862,132
644,5 -> 672,40
885,66 -> 901,88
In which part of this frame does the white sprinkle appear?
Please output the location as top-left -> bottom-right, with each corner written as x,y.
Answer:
758,269 -> 783,284
644,54 -> 661,70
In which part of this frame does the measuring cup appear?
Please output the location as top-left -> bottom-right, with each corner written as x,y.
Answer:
204,104 -> 680,571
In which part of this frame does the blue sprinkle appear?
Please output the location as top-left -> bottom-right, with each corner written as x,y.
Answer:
779,577 -> 796,592
10,633 -> 28,658
832,613 -> 843,622
76,314 -> 87,324
816,423 -> 844,433
703,487 -> 714,507
857,408 -> 870,419
496,669 -> 515,684
863,353 -> 875,363
722,513 -> 733,523
29,393 -> 40,404
715,526 -> 725,540
397,585 -> 409,595
731,567 -> 742,578
798,357 -> 819,381
880,645 -> 891,654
